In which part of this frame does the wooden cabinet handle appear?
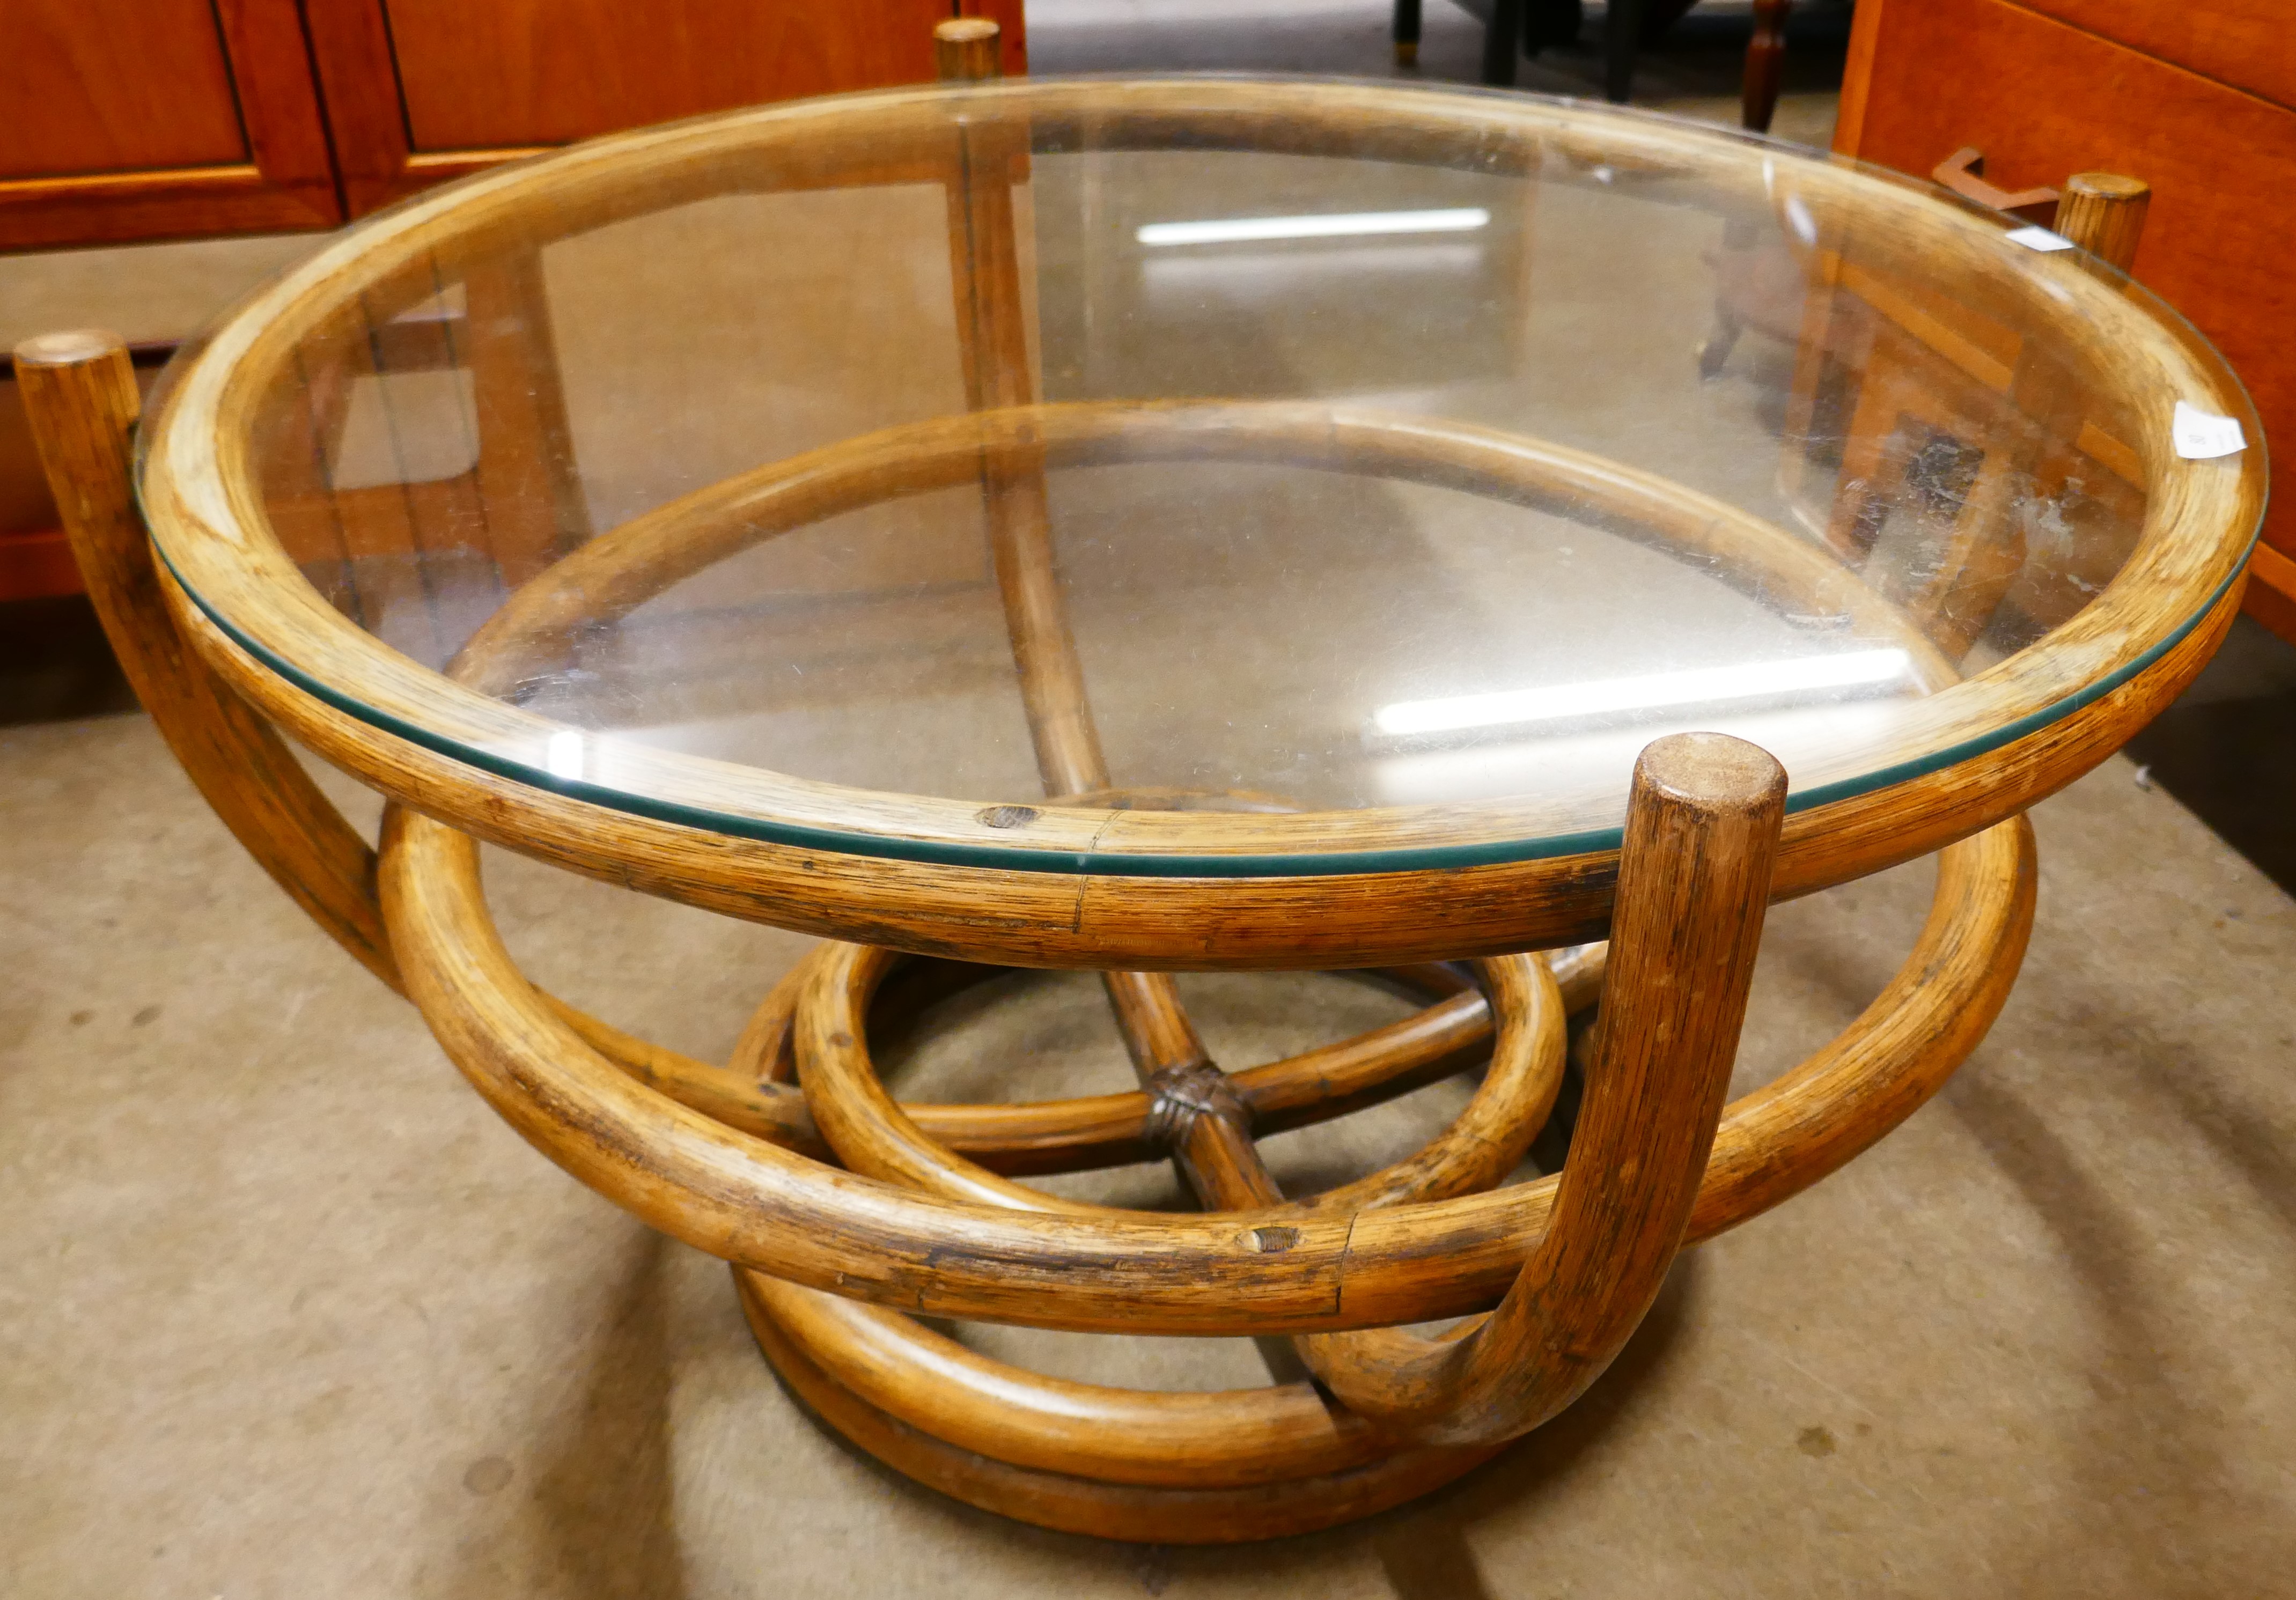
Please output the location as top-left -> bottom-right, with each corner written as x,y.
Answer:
1931,146 -> 2059,223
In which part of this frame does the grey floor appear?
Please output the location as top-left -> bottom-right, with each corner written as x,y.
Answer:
7,4 -> 2296,1597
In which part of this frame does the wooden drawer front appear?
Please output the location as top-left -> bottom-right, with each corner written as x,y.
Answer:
1843,0 -> 2296,557
386,0 -> 1005,150
2017,0 -> 2295,113
308,0 -> 1027,219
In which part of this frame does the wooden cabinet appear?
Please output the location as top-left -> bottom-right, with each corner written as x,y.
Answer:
0,0 -> 340,249
0,2 -> 1026,248
303,0 -> 1026,218
1836,0 -> 2296,642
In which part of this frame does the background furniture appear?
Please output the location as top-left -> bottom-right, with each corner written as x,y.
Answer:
1403,0 -> 1695,94
1405,0 -> 1787,121
0,0 -> 338,249
1833,0 -> 2296,643
298,0 -> 1026,220
0,0 -> 1025,247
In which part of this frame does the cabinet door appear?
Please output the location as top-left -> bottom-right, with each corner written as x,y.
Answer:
0,0 -> 340,248
305,0 -> 1029,218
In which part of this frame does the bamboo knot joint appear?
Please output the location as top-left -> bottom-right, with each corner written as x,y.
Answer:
1144,1061 -> 1251,1148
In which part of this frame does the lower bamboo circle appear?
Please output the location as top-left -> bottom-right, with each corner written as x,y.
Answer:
738,939 -> 1573,1540
790,944 -> 1566,1218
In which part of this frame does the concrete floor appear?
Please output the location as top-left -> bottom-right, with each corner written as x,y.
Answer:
8,4 -> 2296,1596
6,717 -> 2294,1598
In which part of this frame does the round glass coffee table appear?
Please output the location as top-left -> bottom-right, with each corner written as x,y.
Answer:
47,60 -> 2263,1545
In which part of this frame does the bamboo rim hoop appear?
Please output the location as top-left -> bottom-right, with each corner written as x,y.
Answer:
143,77 -> 2263,908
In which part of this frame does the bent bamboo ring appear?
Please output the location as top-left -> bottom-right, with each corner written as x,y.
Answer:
377,804 -> 2035,1337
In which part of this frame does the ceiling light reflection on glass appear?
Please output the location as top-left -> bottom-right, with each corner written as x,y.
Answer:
1373,649 -> 1913,739
546,729 -> 585,780
1136,208 -> 1491,247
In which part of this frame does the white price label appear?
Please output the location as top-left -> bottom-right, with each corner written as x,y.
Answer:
2172,401 -> 2247,460
2006,224 -> 2076,253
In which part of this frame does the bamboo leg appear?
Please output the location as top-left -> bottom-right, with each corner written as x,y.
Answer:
937,19 -> 1108,798
1298,731 -> 1786,1444
1906,172 -> 2152,658
13,332 -> 699,1090
12,331 -> 402,991
459,245 -> 594,587
934,19 -> 1270,1207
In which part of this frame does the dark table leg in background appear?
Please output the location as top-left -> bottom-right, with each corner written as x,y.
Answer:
1606,0 -> 1645,101
1741,0 -> 1792,131
1481,0 -> 1523,86
1394,0 -> 1422,66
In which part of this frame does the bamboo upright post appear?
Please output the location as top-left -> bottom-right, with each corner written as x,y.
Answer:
932,16 -> 1281,1209
1903,168 -> 2154,656
2055,172 -> 2152,274
934,17 -> 1107,798
1297,733 -> 1786,1443
933,16 -> 1002,83
11,331 -> 402,990
459,246 -> 596,584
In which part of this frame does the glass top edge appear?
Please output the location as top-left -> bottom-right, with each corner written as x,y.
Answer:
161,537 -> 2243,880
137,72 -> 2268,879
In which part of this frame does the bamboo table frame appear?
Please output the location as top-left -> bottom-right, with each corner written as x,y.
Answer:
17,30 -> 2266,1545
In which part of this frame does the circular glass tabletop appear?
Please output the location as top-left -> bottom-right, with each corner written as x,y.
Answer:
142,77 -> 2263,878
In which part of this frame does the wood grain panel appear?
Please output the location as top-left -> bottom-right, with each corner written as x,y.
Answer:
0,0 -> 338,248
0,167 -> 333,251
2016,0 -> 2295,112
0,0 -> 246,178
385,0 -> 990,150
312,0 -> 1025,217
1837,0 -> 2296,565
